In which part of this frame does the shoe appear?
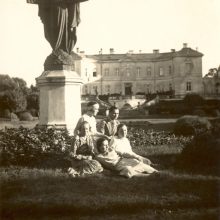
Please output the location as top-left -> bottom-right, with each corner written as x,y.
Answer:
68,168 -> 79,177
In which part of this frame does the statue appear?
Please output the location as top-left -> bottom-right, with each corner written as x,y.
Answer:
27,0 -> 88,70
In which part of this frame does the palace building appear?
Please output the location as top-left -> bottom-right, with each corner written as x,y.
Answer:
73,43 -> 204,98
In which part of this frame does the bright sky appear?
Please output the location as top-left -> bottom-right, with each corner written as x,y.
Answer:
0,0 -> 219,86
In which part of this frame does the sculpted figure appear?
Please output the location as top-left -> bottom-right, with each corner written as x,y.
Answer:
27,0 -> 88,69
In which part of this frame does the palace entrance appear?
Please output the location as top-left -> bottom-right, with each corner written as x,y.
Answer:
124,83 -> 132,95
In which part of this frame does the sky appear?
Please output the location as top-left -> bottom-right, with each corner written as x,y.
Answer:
0,0 -> 219,86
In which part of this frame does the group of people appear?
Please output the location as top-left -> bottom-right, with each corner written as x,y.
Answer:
67,101 -> 158,178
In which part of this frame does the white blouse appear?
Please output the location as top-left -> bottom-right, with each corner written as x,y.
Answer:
110,137 -> 133,155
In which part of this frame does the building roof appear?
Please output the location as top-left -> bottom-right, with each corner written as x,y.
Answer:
84,47 -> 203,62
70,52 -> 82,60
175,47 -> 203,57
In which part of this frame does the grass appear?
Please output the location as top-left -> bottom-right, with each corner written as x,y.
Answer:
0,167 -> 219,220
0,119 -> 176,135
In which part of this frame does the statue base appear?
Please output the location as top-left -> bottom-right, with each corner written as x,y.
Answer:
36,70 -> 83,135
44,50 -> 75,71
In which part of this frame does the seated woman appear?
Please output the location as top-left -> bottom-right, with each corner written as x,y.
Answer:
68,121 -> 103,177
97,106 -> 120,138
109,123 -> 152,165
95,138 -> 158,178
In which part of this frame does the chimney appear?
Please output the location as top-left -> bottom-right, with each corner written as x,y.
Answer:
99,48 -> 103,55
153,49 -> 159,54
171,49 -> 175,52
76,48 -> 79,53
110,48 -> 114,54
183,43 -> 188,48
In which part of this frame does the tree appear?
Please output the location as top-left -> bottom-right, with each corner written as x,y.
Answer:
13,77 -> 29,95
0,75 -> 17,91
0,74 -> 28,112
27,93 -> 39,111
205,67 -> 219,78
0,90 -> 17,112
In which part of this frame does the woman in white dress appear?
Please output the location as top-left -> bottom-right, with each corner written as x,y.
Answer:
109,124 -> 152,165
96,138 -> 157,178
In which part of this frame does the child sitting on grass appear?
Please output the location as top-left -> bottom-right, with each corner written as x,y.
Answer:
95,138 -> 158,178
68,121 -> 103,177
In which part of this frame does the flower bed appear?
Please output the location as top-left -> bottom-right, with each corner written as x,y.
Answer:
0,126 -> 193,169
0,127 -> 72,168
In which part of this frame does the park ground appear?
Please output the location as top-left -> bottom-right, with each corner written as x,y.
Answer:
0,116 -> 177,131
0,118 -> 219,220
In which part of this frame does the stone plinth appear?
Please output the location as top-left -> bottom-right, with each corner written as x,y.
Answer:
36,70 -> 82,134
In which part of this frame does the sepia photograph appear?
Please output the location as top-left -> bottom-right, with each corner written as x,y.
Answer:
0,0 -> 220,219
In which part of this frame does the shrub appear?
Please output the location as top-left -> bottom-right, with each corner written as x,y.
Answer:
11,112 -> 19,121
119,109 -> 141,117
17,111 -> 33,121
128,128 -> 192,147
175,126 -> 220,176
0,127 -> 72,168
147,100 -> 191,115
183,93 -> 204,107
0,109 -> 11,118
29,108 -> 39,117
211,109 -> 220,117
174,115 -> 212,136
0,125 -> 192,169
193,109 -> 206,117
209,117 -> 220,133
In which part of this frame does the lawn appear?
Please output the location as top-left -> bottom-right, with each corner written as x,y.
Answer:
0,119 -> 219,220
1,168 -> 219,220
0,118 -> 176,132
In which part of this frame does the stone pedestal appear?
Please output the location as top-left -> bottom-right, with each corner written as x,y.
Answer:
36,70 -> 82,134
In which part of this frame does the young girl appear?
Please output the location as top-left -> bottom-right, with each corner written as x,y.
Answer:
95,138 -> 158,178
68,121 -> 103,177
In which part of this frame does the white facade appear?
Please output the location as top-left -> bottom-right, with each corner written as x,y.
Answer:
74,44 -> 204,98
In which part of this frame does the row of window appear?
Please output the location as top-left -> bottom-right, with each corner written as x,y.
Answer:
103,66 -> 172,77
88,66 -> 173,78
83,81 -> 192,94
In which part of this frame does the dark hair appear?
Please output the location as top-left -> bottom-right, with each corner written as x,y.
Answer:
116,123 -> 127,136
87,101 -> 98,107
79,121 -> 90,130
96,137 -> 109,153
109,106 -> 119,113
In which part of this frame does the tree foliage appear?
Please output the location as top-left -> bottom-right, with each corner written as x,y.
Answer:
0,74 -> 34,113
204,65 -> 220,78
26,90 -> 39,111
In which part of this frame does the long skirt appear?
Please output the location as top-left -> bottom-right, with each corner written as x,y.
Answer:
115,158 -> 157,178
70,159 -> 103,176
